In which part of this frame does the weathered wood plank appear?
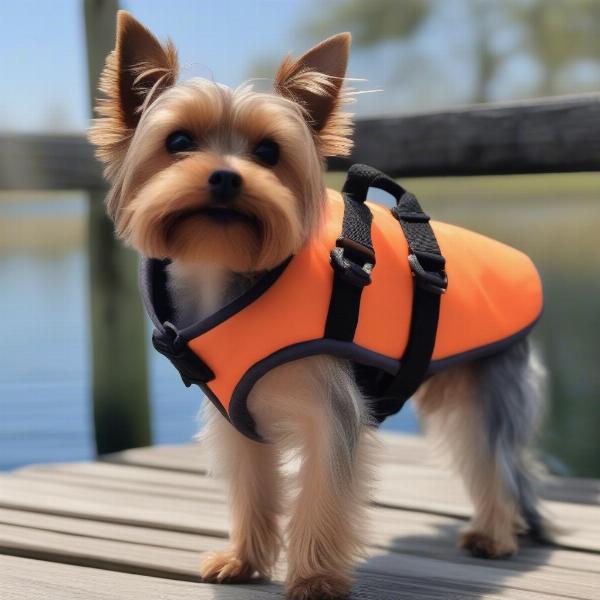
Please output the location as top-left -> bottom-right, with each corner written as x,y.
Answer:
0,555 -> 279,600
2,434 -> 600,600
0,507 -> 225,553
375,463 -> 600,529
100,433 -> 436,472
18,460 -> 224,491
0,133 -> 105,191
102,443 -> 213,472
1,554 -> 568,600
380,434 -> 600,504
0,523 -> 207,582
3,465 -> 600,552
0,475 -> 229,536
101,438 -> 600,507
1,95 -> 599,193
330,94 -> 600,176
1,523 -> 596,599
2,505 -> 599,576
358,553 -> 600,600
104,433 -> 600,514
14,458 -> 600,530
6,440 -> 600,554
13,466 -> 226,503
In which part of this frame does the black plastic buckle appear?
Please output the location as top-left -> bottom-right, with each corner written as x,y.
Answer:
152,322 -> 214,387
393,209 -> 431,223
408,252 -> 448,295
330,238 -> 375,288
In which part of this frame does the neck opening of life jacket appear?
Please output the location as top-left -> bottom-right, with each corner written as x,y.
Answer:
141,164 -> 543,441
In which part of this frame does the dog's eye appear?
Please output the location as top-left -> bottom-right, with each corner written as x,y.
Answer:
252,139 -> 279,166
166,131 -> 196,153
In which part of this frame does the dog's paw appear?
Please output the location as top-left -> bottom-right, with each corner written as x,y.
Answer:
460,530 -> 517,559
286,574 -> 351,600
200,551 -> 256,583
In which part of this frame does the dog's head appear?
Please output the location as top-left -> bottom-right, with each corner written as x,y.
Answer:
89,11 -> 352,272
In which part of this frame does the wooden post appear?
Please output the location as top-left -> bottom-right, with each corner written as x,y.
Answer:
84,0 -> 151,454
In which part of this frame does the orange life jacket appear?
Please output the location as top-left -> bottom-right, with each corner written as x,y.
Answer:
142,165 -> 543,440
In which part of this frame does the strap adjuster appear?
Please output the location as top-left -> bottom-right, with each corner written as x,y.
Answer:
152,323 -> 214,387
330,239 -> 374,288
408,252 -> 448,295
393,209 -> 431,223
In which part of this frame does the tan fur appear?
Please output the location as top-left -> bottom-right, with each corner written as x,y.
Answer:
89,11 -> 178,181
199,356 -> 375,594
199,401 -> 282,581
90,13 -> 545,598
415,366 -> 520,557
91,72 -> 335,271
248,356 -> 375,598
274,51 -> 354,157
88,12 -> 352,274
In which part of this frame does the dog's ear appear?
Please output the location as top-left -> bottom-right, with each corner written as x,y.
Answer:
89,11 -> 178,170
274,33 -> 352,157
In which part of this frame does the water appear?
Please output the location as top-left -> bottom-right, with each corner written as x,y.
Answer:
0,249 -> 205,470
1,175 -> 599,476
0,245 -> 417,471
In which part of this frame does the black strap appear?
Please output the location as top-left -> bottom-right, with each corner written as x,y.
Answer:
375,177 -> 448,421
393,192 -> 447,295
152,322 -> 214,388
140,259 -> 215,389
324,165 -> 377,341
324,164 -> 448,420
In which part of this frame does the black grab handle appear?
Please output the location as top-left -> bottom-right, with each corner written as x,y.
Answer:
342,164 -> 408,204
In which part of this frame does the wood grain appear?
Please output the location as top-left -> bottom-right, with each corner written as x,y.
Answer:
3,554 -> 573,600
1,434 -> 599,599
1,522 -> 597,599
330,94 -> 600,176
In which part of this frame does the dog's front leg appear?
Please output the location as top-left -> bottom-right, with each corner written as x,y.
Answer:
270,358 -> 373,600
199,401 -> 281,582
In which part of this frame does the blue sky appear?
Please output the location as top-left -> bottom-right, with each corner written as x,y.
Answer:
2,0 -> 596,133
0,1 -> 308,131
0,0 -> 481,132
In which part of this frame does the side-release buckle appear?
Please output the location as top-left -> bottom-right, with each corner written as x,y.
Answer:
330,237 -> 375,288
408,251 -> 448,295
152,322 -> 214,387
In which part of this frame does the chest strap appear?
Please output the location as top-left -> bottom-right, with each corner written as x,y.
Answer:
325,164 -> 448,419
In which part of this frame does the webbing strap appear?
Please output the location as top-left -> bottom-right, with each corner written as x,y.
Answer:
325,164 -> 448,420
393,192 -> 447,295
324,167 -> 377,341
376,178 -> 448,420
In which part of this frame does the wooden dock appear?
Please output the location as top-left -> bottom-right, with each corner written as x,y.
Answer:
1,432 -> 599,599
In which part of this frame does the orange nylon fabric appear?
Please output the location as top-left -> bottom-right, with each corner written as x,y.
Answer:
187,189 -> 542,413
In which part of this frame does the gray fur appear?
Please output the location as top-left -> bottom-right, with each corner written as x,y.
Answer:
318,357 -> 371,491
474,338 -> 547,538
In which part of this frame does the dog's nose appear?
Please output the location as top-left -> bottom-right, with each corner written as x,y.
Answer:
208,169 -> 242,201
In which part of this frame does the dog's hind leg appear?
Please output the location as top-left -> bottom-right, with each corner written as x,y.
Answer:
199,400 -> 282,582
414,339 -> 547,558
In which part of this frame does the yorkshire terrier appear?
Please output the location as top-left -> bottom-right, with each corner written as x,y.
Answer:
90,11 -> 547,599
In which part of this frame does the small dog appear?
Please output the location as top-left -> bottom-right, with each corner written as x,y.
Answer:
90,11 -> 547,599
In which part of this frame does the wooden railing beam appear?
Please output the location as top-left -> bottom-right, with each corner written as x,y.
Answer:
0,133 -> 105,191
330,94 -> 600,176
2,94 -> 598,190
